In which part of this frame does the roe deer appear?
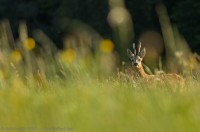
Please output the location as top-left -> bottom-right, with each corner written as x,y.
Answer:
127,42 -> 184,84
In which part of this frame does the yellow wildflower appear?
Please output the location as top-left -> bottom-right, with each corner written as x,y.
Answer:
10,50 -> 23,63
61,49 -> 76,63
100,39 -> 114,53
24,38 -> 36,51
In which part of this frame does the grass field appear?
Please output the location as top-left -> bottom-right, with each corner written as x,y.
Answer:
0,55 -> 200,132
0,9 -> 200,131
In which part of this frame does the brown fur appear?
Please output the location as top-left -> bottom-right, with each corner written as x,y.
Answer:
126,42 -> 184,89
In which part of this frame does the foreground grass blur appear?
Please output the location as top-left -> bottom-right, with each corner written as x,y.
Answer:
1,69 -> 200,132
0,35 -> 200,132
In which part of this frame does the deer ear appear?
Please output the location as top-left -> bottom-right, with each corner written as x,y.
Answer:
127,49 -> 134,59
140,48 -> 146,58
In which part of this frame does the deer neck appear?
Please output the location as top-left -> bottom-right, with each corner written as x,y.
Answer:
136,65 -> 149,78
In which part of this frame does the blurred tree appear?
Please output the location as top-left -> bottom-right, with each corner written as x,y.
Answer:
0,0 -> 7,17
125,0 -> 160,38
171,0 -> 200,53
0,0 -> 199,53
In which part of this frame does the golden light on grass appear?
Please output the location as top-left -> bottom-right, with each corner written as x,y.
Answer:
100,39 -> 114,53
23,38 -> 36,51
11,78 -> 26,93
33,70 -> 47,88
61,49 -> 76,63
188,55 -> 198,69
10,50 -> 23,63
0,70 -> 5,80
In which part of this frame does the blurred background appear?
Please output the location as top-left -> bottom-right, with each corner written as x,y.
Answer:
0,0 -> 200,74
1,1 -> 200,130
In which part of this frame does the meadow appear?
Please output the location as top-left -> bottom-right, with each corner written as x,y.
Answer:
1,51 -> 200,132
0,29 -> 200,132
0,4 -> 200,132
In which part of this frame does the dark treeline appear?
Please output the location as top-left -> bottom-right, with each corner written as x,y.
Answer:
0,0 -> 199,52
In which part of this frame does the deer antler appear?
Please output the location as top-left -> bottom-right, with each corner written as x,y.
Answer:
127,41 -> 184,90
138,41 -> 141,55
133,43 -> 136,55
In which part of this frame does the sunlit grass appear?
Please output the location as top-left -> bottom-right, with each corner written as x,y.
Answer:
0,72 -> 200,132
0,60 -> 200,132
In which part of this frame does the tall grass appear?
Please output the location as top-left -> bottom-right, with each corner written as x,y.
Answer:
0,3 -> 200,132
1,69 -> 200,132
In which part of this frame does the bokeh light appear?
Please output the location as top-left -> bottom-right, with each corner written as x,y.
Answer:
10,50 -> 23,63
61,49 -> 76,63
100,39 -> 114,53
23,38 -> 36,51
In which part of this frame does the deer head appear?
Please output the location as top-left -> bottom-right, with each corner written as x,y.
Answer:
127,42 -> 146,68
